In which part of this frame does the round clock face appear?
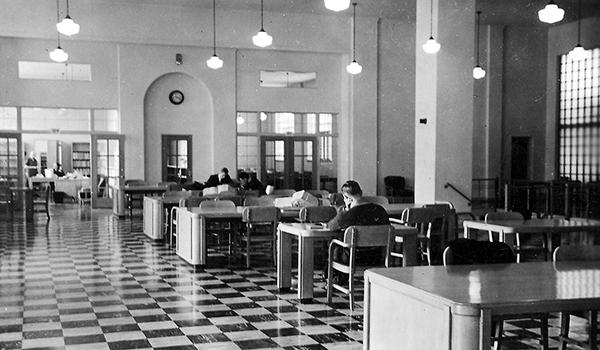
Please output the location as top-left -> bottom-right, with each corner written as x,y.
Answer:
169,90 -> 184,105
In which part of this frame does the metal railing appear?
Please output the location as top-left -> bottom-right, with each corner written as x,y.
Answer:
444,182 -> 472,206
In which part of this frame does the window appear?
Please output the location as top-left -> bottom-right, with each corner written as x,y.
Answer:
22,108 -> 90,131
0,107 -> 17,130
18,61 -> 92,81
558,48 -> 600,182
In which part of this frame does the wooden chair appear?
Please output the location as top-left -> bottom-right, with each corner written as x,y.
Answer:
553,245 -> 600,350
240,206 -> 280,268
33,184 -> 50,219
485,211 -> 547,262
326,225 -> 393,311
362,195 -> 389,205
443,238 -> 549,350
200,199 -> 237,256
298,206 -> 337,223
78,185 -> 92,206
390,207 -> 444,265
162,191 -> 192,236
243,196 -> 275,206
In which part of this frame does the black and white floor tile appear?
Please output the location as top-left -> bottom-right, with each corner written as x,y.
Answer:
0,205 -> 596,349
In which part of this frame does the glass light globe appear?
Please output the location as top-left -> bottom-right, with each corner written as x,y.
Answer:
49,46 -> 68,62
324,0 -> 350,12
473,65 -> 486,79
260,112 -> 268,121
422,36 -> 441,54
206,54 -> 223,69
236,116 -> 245,125
568,45 -> 590,61
346,60 -> 362,75
56,16 -> 80,36
252,29 -> 273,48
538,2 -> 565,24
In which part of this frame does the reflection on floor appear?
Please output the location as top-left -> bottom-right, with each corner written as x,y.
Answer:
0,205 -> 597,350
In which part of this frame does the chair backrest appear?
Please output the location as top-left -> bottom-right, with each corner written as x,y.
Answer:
271,189 -> 295,197
162,191 -> 193,200
342,225 -> 393,248
362,196 -> 389,205
244,196 -> 275,207
182,196 -> 211,207
443,238 -> 516,266
485,211 -> 524,222
553,245 -> 600,262
242,206 -> 280,223
299,206 -> 337,223
199,199 -> 236,209
216,195 -> 243,206
401,207 -> 445,238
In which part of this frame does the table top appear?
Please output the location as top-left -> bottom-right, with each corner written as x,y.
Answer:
366,261 -> 600,315
278,222 -> 418,239
463,217 -> 600,233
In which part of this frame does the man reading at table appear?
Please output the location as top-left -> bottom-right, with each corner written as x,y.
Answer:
324,180 -> 390,282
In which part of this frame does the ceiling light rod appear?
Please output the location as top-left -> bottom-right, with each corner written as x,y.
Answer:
252,0 -> 273,47
422,0 -> 440,54
346,2 -> 362,74
57,0 -> 80,36
473,10 -> 486,79
50,0 -> 68,62
568,0 -> 589,61
206,0 -> 223,69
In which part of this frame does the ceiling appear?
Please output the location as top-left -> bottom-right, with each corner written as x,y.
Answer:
105,0 -> 600,25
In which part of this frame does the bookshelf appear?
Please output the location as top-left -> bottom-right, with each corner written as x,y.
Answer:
72,142 -> 91,176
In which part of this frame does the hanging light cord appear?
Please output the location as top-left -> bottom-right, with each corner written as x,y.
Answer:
352,2 -> 357,60
429,0 -> 433,37
66,0 -> 70,16
260,0 -> 264,30
212,0 -> 216,55
475,11 -> 481,65
56,0 -> 62,46
576,0 -> 581,45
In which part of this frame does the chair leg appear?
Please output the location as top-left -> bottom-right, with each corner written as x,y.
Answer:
559,312 -> 570,350
589,310 -> 597,350
326,248 -> 334,305
493,320 -> 504,350
540,313 -> 549,350
246,227 -> 251,269
515,233 -> 522,263
348,273 -> 354,311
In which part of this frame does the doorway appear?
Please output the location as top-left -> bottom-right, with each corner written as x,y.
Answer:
511,136 -> 531,180
260,136 -> 317,190
92,135 -> 124,208
162,135 -> 192,184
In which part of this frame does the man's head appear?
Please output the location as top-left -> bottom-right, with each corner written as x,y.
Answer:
238,171 -> 249,185
341,180 -> 363,208
218,167 -> 229,181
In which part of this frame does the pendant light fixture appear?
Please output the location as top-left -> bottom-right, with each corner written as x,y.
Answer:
56,0 -> 80,36
473,11 -> 486,80
324,0 -> 350,12
346,2 -> 362,75
206,0 -> 223,69
252,0 -> 272,48
538,0 -> 565,24
568,0 -> 590,61
422,0 -> 440,54
50,0 -> 68,62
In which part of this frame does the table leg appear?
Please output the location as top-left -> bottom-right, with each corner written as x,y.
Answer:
402,233 -> 417,266
199,216 -> 207,265
277,229 -> 292,291
298,237 -> 314,301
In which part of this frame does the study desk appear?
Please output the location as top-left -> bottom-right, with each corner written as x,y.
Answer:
176,206 -> 300,265
363,261 -> 600,350
277,222 -> 419,301
463,217 -> 600,252
29,177 -> 90,200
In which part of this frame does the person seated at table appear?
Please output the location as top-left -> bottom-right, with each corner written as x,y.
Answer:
205,167 -> 234,188
53,163 -> 65,177
324,180 -> 390,281
238,171 -> 265,195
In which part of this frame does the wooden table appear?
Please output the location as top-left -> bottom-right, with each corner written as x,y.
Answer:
463,217 -> 600,252
176,206 -> 300,265
9,187 -> 33,222
363,261 -> 600,350
277,222 -> 419,301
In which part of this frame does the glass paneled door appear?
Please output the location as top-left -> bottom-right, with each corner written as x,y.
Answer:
91,135 -> 124,208
162,135 -> 192,184
0,133 -> 22,187
261,136 -> 317,190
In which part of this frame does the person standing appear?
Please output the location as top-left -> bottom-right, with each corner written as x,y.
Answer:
24,152 -> 39,187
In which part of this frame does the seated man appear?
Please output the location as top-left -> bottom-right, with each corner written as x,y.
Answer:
324,180 -> 390,278
53,163 -> 65,177
238,171 -> 265,195
205,167 -> 234,188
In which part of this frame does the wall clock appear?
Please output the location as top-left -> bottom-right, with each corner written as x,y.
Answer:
169,90 -> 184,105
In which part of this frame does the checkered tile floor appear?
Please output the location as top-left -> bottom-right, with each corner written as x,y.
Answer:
0,205 -> 596,349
